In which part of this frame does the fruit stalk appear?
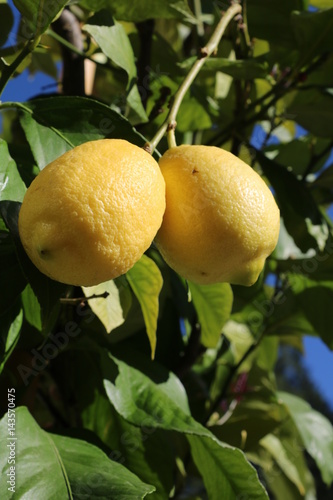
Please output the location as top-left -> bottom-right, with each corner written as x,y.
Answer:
144,2 -> 242,154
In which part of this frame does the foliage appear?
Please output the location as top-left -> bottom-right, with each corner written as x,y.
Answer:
1,0 -> 333,498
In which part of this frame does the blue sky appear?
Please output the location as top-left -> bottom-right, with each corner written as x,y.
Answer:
2,0 -> 333,410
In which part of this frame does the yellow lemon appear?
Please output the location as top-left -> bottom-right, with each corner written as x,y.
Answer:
18,139 -> 166,286
155,145 -> 280,286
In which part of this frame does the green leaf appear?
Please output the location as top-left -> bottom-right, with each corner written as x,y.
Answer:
188,281 -> 233,348
249,418 -> 316,500
256,149 -> 329,252
264,136 -> 331,177
0,303 -> 23,373
13,0 -> 68,39
211,364 -> 287,451
0,406 -> 155,499
260,434 -> 306,495
21,283 -> 42,331
55,346 -> 175,499
247,0 -> 304,47
310,0 -> 333,6
82,280 -> 132,333
126,255 -> 163,359
83,22 -> 147,122
288,274 -> 333,349
279,391 -> 333,486
102,353 -> 269,499
188,436 -> 268,500
181,56 -> 269,80
20,112 -> 72,169
0,3 -> 14,47
0,224 -> 27,314
20,96 -> 146,147
0,200 -> 67,334
291,8 -> 333,62
0,139 -> 26,202
84,22 -> 136,84
78,0 -> 195,23
287,89 -> 333,138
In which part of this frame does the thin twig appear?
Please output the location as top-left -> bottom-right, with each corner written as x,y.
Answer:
60,292 -> 109,305
143,2 -> 242,153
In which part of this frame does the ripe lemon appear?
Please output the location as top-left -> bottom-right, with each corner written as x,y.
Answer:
18,139 -> 166,286
155,145 -> 280,286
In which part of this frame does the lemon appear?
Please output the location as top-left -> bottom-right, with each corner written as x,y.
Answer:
155,145 -> 280,286
18,139 -> 166,286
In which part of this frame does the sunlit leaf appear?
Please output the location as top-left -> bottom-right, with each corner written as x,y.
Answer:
126,255 -> 163,359
83,280 -> 132,333
102,352 -> 269,499
188,281 -> 233,348
279,391 -> 333,486
20,112 -> 72,169
0,406 -> 155,499
0,139 -> 26,202
83,22 -> 147,121
260,434 -> 306,495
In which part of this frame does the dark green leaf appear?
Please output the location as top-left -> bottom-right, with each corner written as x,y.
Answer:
0,200 -> 67,334
60,348 -> 175,500
291,8 -> 333,62
287,89 -> 333,138
0,4 -> 14,47
264,136 -> 332,177
0,406 -> 155,499
279,391 -> 333,486
288,274 -> 333,349
188,281 -> 233,348
181,56 -> 269,80
21,96 -> 146,147
0,227 -> 27,314
0,139 -> 26,202
256,150 -> 329,252
312,163 -> 333,188
247,0 -> 304,47
13,0 -> 68,39
20,112 -> 72,169
126,255 -> 163,359
0,303 -> 23,374
211,365 -> 287,451
78,0 -> 195,23
102,353 -> 269,499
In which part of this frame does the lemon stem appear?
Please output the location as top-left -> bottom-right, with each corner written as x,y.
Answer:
144,2 -> 242,154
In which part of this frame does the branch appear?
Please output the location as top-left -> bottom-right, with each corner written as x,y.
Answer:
136,19 -> 155,109
143,2 -> 242,154
0,41 -> 36,97
52,8 -> 85,96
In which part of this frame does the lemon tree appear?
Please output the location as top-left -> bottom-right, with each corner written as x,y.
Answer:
1,1 -> 333,499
